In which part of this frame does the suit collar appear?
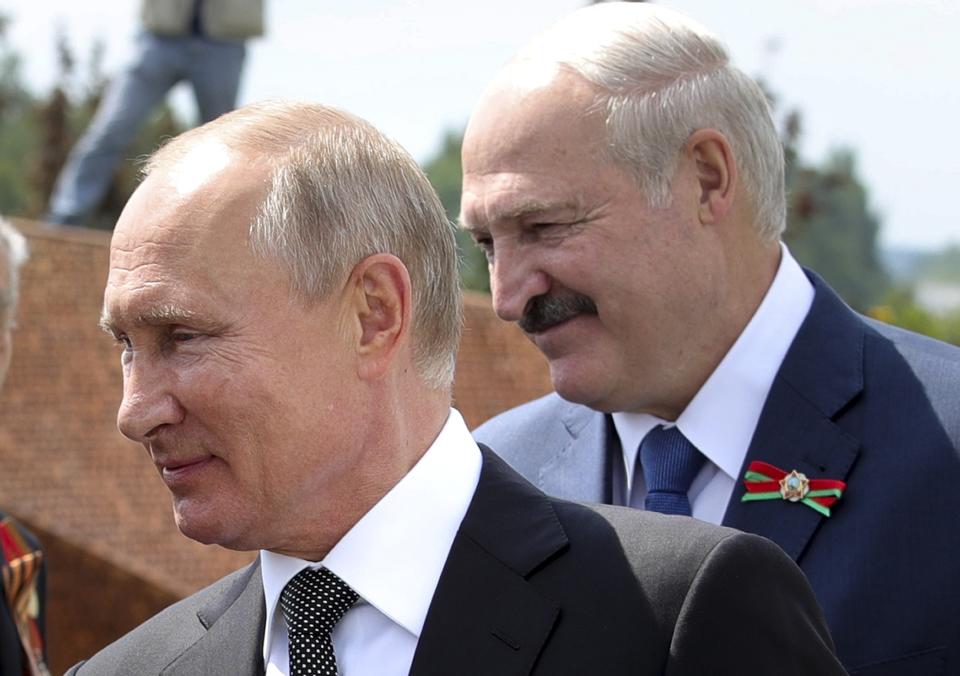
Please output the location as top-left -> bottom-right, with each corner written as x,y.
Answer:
162,559 -> 265,675
722,273 -> 864,561
410,447 -> 565,675
771,271 -> 865,418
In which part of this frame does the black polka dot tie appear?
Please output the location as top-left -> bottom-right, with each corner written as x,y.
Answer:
280,567 -> 359,676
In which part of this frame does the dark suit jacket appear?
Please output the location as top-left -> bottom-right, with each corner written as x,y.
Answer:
68,448 -> 843,675
476,274 -> 960,675
1,511 -> 47,676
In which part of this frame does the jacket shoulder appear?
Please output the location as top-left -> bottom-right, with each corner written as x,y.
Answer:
864,317 -> 960,437
571,503 -> 841,674
473,392 -> 571,438
70,564 -> 257,675
474,393 -> 593,455
577,503 -> 743,590
474,393 -> 599,484
866,316 -> 960,375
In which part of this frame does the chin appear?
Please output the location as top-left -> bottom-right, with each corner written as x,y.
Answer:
550,343 -> 645,413
173,499 -> 254,550
550,362 -> 613,411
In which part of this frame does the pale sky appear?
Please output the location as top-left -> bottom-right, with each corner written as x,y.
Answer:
2,0 -> 957,250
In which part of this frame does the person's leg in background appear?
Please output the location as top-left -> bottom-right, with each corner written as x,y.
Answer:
188,38 -> 246,123
47,34 -> 183,226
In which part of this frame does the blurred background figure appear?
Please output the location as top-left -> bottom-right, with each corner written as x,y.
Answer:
0,216 -> 49,676
44,0 -> 264,227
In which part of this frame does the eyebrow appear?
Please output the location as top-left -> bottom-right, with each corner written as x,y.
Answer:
98,304 -> 199,335
460,200 -> 579,233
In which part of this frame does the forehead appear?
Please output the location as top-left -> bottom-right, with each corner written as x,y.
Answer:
103,146 -> 274,325
460,67 -> 614,224
465,67 -> 606,169
115,141 -> 267,243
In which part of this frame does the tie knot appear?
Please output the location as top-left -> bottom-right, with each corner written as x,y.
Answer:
280,567 -> 359,635
639,426 -> 705,516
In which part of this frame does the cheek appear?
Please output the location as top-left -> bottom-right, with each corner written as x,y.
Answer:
171,362 -> 277,443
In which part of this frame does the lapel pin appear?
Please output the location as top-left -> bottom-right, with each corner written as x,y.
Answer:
741,461 -> 846,517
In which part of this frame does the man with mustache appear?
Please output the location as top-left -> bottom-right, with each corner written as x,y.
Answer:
465,3 -> 960,673
69,100 -> 843,674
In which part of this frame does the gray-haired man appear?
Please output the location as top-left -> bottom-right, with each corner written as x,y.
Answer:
465,4 -> 960,673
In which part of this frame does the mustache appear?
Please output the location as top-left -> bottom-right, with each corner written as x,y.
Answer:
518,293 -> 598,334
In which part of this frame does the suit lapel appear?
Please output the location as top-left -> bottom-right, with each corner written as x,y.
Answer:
162,560 -> 266,676
410,448 -> 565,676
723,274 -> 863,562
538,402 -> 614,503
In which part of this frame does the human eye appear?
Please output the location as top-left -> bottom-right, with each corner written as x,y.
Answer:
113,333 -> 132,351
529,217 -> 584,244
531,222 -> 559,234
171,330 -> 201,343
520,222 -> 561,245
471,233 -> 495,261
111,333 -> 133,366
533,220 -> 573,233
165,328 -> 208,351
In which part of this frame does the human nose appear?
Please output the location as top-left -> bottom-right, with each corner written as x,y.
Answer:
117,356 -> 184,443
489,243 -> 551,323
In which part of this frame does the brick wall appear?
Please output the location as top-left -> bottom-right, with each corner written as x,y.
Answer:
0,219 -> 551,670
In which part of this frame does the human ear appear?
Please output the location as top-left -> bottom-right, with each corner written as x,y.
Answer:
687,129 -> 736,225
349,254 -> 412,381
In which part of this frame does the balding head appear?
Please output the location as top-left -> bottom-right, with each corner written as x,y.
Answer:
145,101 -> 463,389
102,101 -> 462,556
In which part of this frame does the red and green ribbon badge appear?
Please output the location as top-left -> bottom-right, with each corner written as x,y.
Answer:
741,461 -> 846,517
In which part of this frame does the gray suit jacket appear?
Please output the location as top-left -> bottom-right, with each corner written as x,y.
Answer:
68,449 -> 843,675
475,274 -> 960,675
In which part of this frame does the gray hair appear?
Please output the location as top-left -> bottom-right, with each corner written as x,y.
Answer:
518,3 -> 786,240
145,101 -> 462,389
0,217 -> 29,330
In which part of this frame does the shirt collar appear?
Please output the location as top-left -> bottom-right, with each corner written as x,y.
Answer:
260,408 -> 481,661
613,244 -> 814,480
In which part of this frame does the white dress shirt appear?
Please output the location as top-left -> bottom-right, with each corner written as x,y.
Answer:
261,408 -> 482,676
612,244 -> 814,524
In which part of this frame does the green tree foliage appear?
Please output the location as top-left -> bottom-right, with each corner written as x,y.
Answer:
917,245 -> 960,283
867,244 -> 960,346
0,16 -> 41,216
0,16 -> 187,229
870,287 -> 960,346
422,130 -> 489,292
784,149 -> 889,311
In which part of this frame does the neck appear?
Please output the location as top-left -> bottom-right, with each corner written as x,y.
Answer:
268,384 -> 452,561
648,238 -> 781,421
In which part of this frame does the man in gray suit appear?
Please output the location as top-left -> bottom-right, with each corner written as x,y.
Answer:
465,3 -> 960,673
72,101 -> 843,675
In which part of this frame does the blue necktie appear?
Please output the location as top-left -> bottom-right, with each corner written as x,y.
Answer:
638,426 -> 705,516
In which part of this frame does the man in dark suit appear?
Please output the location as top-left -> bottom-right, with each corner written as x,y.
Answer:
71,101 -> 844,674
463,3 -> 960,674
1,218 -> 49,676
